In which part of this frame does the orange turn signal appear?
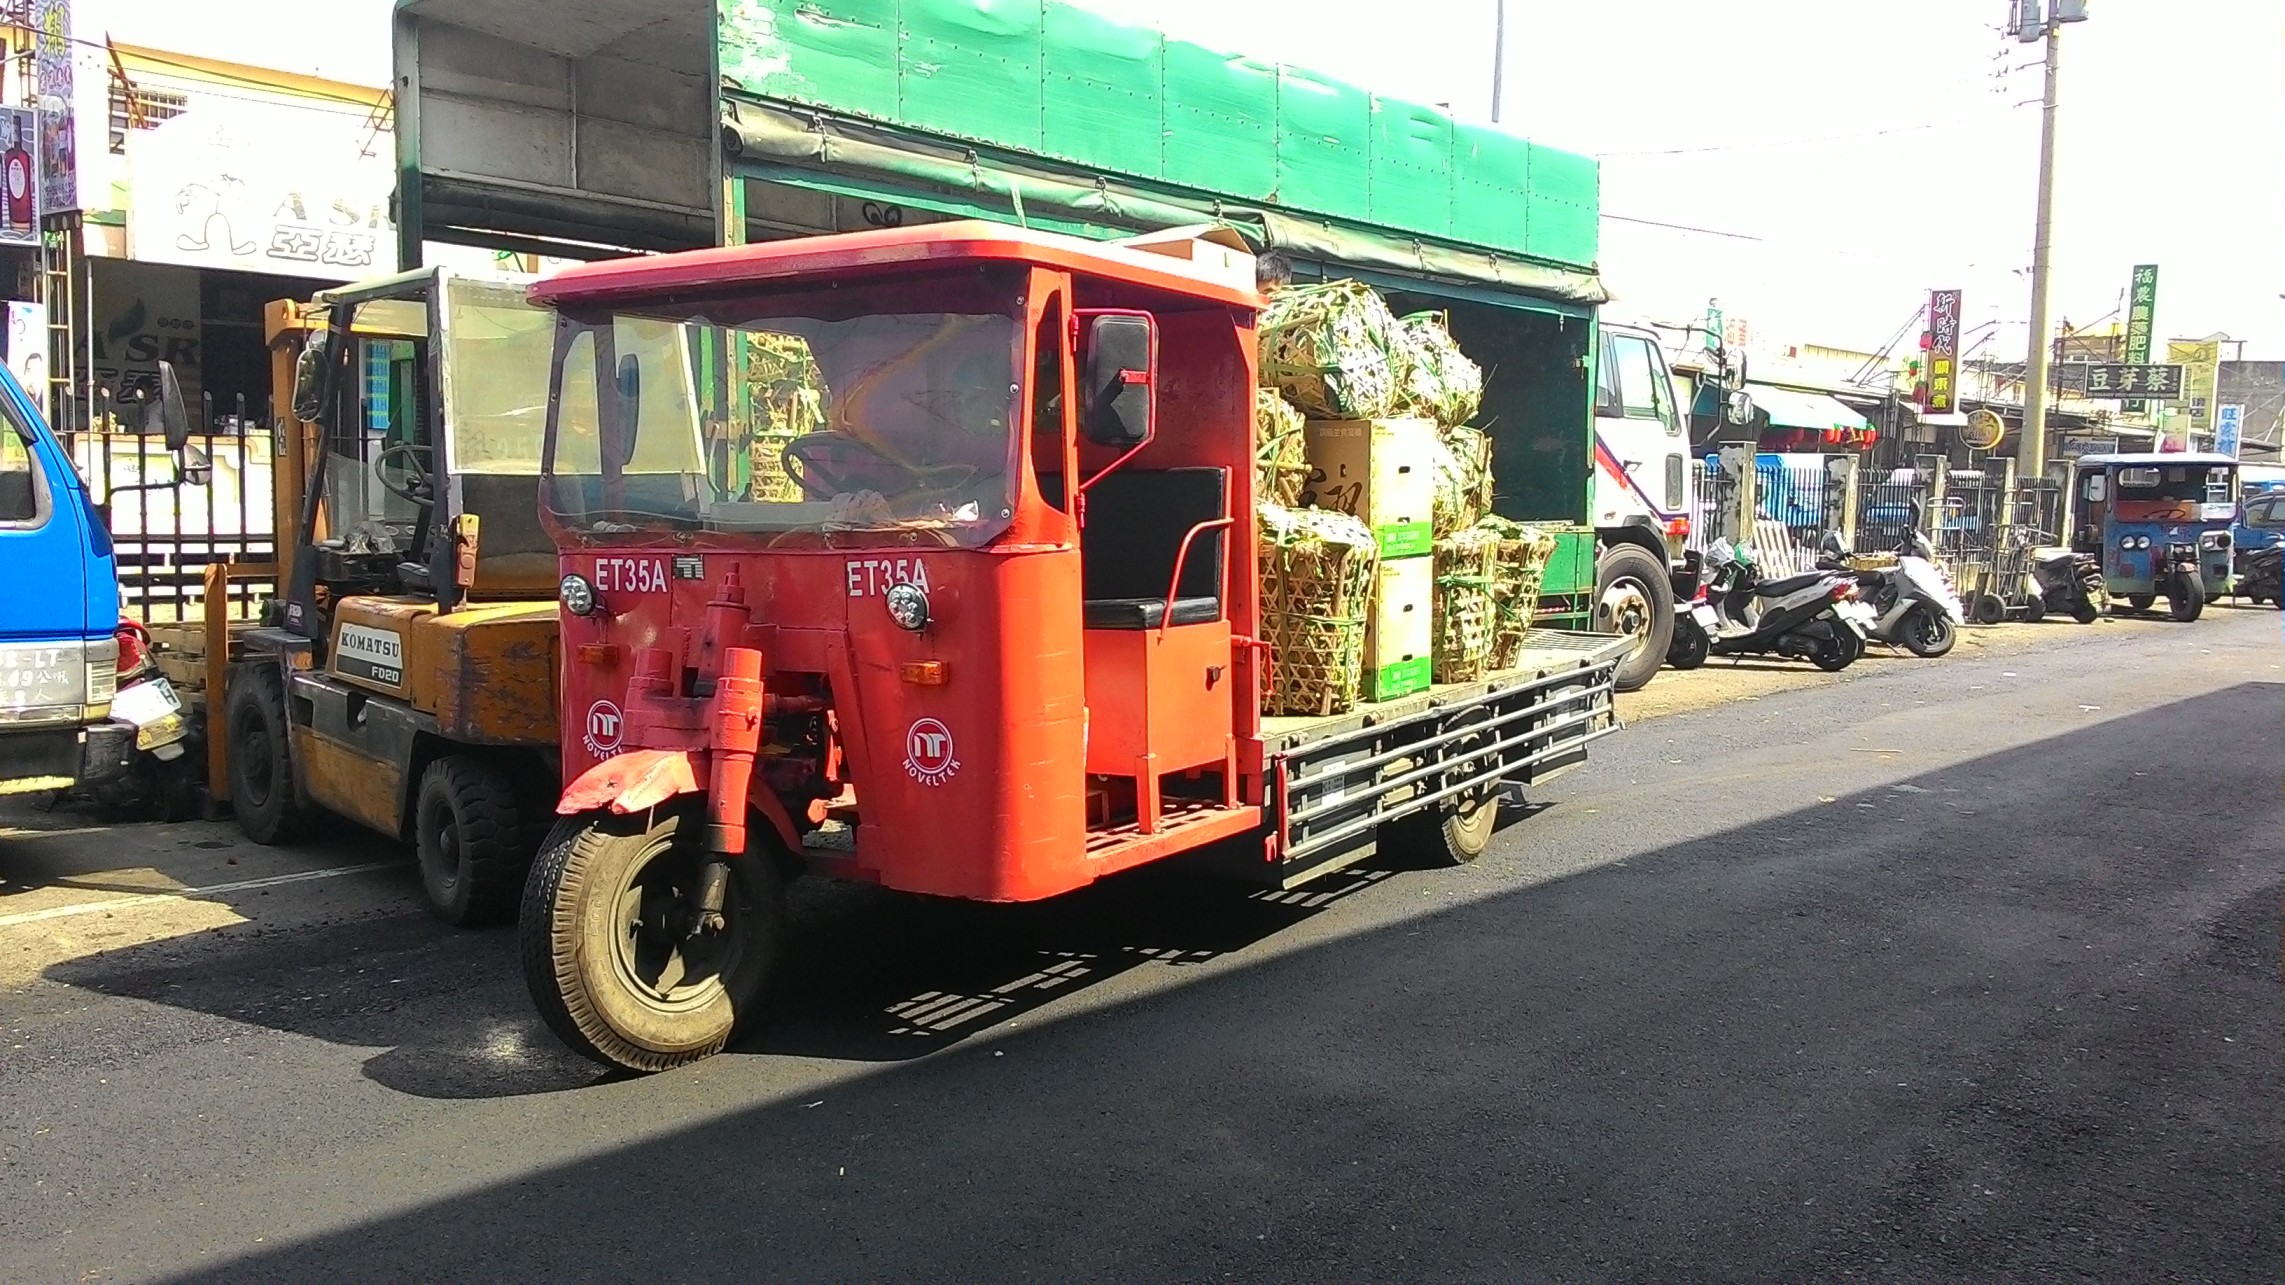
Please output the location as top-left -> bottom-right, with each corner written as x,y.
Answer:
576,644 -> 620,666
899,660 -> 949,686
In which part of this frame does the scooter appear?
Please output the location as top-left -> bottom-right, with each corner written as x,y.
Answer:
90,620 -> 199,819
2027,547 -> 2107,623
2236,546 -> 2284,608
1669,538 -> 1866,673
1818,531 -> 1965,658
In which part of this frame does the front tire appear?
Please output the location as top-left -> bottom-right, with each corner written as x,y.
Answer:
2070,597 -> 2101,624
415,755 -> 534,927
521,808 -> 784,1073
1667,618 -> 1710,670
1899,605 -> 1956,658
1595,543 -> 1676,694
2167,575 -> 2206,623
226,663 -> 313,845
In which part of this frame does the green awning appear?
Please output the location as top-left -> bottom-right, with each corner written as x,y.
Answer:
1749,386 -> 1874,434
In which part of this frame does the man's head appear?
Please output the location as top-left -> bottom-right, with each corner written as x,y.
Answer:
1255,251 -> 1293,296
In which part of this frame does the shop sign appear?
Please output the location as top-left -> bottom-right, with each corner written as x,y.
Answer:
1925,289 -> 1961,414
0,107 -> 38,246
2083,363 -> 2184,399
2216,404 -> 2243,459
6,300 -> 45,418
31,0 -> 86,213
125,106 -> 393,280
2123,264 -> 2157,413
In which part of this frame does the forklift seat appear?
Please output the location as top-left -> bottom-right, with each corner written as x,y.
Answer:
1059,467 -> 1228,630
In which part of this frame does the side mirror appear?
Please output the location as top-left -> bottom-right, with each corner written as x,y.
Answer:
153,361 -> 191,452
178,443 -> 213,488
613,353 -> 642,468
290,336 -> 328,423
1079,312 -> 1155,448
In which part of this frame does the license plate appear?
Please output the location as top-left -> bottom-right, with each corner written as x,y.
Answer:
1691,605 -> 1719,628
112,677 -> 182,726
1837,608 -> 1870,636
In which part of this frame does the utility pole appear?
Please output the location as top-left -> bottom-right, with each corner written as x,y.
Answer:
2018,5 -> 2076,483
1489,0 -> 1506,123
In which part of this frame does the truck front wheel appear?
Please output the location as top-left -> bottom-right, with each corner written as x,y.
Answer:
520,807 -> 783,1073
1595,543 -> 1675,693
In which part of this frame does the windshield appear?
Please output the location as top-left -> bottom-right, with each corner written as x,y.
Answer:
542,270 -> 1023,547
441,275 -> 550,475
318,294 -> 427,556
2115,464 -> 2232,503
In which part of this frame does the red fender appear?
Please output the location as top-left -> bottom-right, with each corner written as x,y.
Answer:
556,748 -> 805,853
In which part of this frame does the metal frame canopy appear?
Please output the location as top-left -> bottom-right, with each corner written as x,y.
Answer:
393,0 -> 718,265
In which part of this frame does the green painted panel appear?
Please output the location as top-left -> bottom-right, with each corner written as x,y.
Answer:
898,0 -> 1042,149
1275,64 -> 1371,218
1160,40 -> 1278,199
1450,122 -> 1530,250
1368,96 -> 1451,237
1525,144 -> 1599,265
1039,3 -> 1165,177
1539,528 -> 1597,600
719,0 -> 899,120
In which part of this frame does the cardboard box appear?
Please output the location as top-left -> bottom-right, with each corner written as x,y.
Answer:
1364,556 -> 1433,701
1303,417 -> 1435,560
1114,225 -> 1258,295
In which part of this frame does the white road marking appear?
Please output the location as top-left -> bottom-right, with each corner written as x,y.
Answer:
0,862 -> 399,929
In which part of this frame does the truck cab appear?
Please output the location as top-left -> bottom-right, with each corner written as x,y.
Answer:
1588,323 -> 1695,687
0,363 -> 190,795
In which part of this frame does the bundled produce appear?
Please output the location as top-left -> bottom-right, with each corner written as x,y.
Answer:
1432,525 -> 1502,683
1258,280 -> 1400,420
1253,389 -> 1310,507
1476,516 -> 1561,670
1257,501 -> 1381,716
742,331 -> 829,502
1391,311 -> 1485,427
1428,425 -> 1494,536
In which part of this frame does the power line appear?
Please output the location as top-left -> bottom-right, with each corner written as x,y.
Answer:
1595,112 -> 2003,159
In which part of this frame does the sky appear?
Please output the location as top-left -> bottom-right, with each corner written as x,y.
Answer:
88,0 -> 2285,359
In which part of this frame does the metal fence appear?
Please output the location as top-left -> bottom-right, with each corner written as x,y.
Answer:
75,391 -> 277,625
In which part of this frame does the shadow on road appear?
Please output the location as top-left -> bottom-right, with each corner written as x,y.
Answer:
92,682 -> 2281,1283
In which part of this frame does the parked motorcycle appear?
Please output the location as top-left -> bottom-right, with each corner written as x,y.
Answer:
2027,547 -> 2107,623
1669,539 -> 1866,672
1817,532 -> 1964,658
2237,546 -> 2284,608
91,620 -> 199,819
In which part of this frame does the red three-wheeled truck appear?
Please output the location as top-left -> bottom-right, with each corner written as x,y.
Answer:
520,223 -> 1630,1071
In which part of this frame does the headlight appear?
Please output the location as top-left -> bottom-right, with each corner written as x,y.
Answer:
2135,535 -> 2152,550
2119,535 -> 2134,549
559,573 -> 597,617
884,582 -> 931,632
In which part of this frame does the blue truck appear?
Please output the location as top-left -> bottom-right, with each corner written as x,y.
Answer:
0,362 -> 194,797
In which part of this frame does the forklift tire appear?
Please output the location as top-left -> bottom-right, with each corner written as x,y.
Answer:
415,755 -> 532,927
1595,543 -> 1675,694
521,807 -> 784,1073
226,665 -> 313,845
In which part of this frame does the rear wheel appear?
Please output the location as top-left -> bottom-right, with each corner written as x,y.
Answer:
521,808 -> 784,1073
1667,618 -> 1710,670
415,755 -> 534,927
1595,543 -> 1675,694
1379,707 -> 1501,866
2021,594 -> 2046,623
2126,593 -> 2156,613
226,664 -> 313,844
1814,623 -> 1862,672
2167,574 -> 2206,623
1971,593 -> 2007,625
2070,598 -> 2101,624
1899,605 -> 1956,658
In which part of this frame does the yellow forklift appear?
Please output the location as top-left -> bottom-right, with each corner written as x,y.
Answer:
217,266 -> 562,924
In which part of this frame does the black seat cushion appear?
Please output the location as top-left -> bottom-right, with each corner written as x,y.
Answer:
1044,467 -> 1228,629
1754,570 -> 1831,597
1083,596 -> 1222,630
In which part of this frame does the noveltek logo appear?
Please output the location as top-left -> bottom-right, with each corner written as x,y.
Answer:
582,699 -> 623,758
903,717 -> 959,787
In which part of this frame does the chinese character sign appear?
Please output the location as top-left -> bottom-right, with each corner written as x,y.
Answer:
2166,339 -> 2221,439
2216,404 -> 2243,458
1926,289 -> 1961,414
31,0 -> 76,214
0,108 -> 39,246
2082,364 -> 2183,399
2124,264 -> 2157,414
123,105 -> 394,281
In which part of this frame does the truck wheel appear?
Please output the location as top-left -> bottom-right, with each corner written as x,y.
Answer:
1595,544 -> 1675,694
1380,708 -> 1501,866
226,665 -> 313,845
521,808 -> 783,1073
415,755 -> 533,927
2166,575 -> 2206,623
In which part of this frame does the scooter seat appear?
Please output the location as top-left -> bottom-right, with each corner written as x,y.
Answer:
1753,571 -> 1830,597
2031,547 -> 2075,562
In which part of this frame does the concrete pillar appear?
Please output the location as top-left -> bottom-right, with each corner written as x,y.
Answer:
1826,453 -> 1861,551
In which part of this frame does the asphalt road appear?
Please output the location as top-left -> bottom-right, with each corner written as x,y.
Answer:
1,607 -> 2277,1283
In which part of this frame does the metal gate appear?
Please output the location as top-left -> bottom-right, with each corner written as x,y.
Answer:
76,390 -> 277,625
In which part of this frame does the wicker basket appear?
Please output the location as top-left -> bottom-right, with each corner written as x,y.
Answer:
1392,311 -> 1485,427
741,332 -> 828,502
1254,389 -> 1311,507
1429,425 -> 1494,536
1433,526 -> 1503,683
1258,502 -> 1380,716
1259,280 -> 1400,421
1476,517 -> 1561,670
